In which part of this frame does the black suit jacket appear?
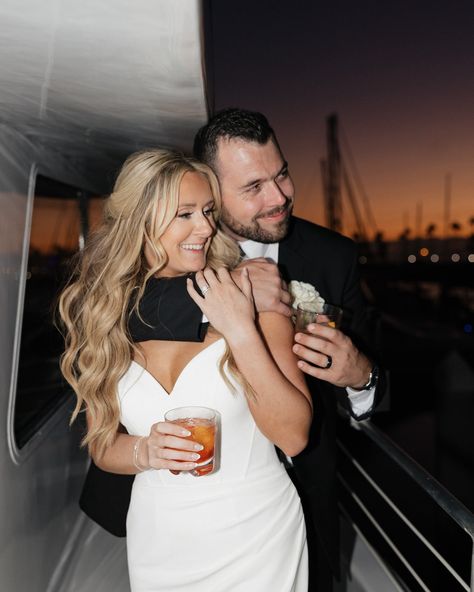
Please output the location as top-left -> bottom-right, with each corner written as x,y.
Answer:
278,217 -> 384,576
80,217 -> 384,570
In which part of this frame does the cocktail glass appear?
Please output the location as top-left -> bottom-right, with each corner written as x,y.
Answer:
164,406 -> 218,477
295,302 -> 343,333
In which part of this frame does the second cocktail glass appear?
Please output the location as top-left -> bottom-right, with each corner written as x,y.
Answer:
295,302 -> 343,333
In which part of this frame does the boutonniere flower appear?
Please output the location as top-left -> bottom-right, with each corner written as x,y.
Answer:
288,280 -> 325,312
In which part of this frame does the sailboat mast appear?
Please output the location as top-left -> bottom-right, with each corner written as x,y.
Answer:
325,114 -> 343,233
443,173 -> 451,239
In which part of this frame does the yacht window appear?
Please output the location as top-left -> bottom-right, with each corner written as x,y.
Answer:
14,175 -> 103,449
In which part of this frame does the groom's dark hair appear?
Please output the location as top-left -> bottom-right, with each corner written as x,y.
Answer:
193,108 -> 276,169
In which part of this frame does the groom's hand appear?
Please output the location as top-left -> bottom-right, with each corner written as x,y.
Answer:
292,323 -> 372,389
231,258 -> 292,317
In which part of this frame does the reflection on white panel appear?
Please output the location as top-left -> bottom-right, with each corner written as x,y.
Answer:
47,516 -> 130,592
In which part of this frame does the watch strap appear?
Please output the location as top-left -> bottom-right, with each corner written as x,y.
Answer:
354,364 -> 379,391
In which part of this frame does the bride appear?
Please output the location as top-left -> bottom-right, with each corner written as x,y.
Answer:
59,148 -> 312,591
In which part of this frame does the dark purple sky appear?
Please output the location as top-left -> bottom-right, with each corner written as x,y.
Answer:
210,0 -> 474,239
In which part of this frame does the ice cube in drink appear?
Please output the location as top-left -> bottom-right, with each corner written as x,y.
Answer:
172,417 -> 216,476
164,406 -> 218,477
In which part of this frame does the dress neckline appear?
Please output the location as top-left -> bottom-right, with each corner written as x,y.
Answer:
130,338 -> 225,396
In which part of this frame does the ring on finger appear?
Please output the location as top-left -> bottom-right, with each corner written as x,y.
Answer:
199,283 -> 210,296
324,355 -> 333,369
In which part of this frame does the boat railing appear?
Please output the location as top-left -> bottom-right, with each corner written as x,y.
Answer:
337,416 -> 474,591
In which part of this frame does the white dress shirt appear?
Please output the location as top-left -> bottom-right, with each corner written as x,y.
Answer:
239,239 -> 375,417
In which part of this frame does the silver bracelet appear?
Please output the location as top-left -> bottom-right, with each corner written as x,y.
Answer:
133,436 -> 148,472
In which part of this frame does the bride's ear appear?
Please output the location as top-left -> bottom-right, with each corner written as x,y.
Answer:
142,226 -> 161,271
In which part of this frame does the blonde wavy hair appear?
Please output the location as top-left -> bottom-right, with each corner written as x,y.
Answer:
59,149 -> 243,458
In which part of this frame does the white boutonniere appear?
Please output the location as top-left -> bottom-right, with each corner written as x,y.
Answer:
288,280 -> 325,312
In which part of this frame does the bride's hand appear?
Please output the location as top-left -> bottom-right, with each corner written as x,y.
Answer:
187,267 -> 255,339
141,421 -> 204,472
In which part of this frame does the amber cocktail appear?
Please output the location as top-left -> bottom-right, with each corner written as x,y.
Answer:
295,302 -> 343,333
164,406 -> 217,476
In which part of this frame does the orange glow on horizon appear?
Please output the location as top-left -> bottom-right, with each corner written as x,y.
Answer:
290,143 -> 474,242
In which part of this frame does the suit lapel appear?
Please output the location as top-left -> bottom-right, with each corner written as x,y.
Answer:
278,219 -> 305,282
278,218 -> 334,303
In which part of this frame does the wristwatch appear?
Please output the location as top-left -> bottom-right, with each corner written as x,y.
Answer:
353,364 -> 379,391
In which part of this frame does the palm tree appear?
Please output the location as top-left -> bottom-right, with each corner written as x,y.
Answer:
399,227 -> 411,240
425,223 -> 436,238
451,221 -> 462,234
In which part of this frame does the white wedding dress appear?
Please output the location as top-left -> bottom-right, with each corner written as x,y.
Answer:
118,338 -> 308,592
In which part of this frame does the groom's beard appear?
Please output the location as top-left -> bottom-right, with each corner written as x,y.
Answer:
220,201 -> 293,244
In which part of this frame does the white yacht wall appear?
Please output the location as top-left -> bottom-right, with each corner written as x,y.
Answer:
0,126 -> 99,591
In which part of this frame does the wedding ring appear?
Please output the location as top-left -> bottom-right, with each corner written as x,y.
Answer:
199,283 -> 210,296
324,355 -> 333,369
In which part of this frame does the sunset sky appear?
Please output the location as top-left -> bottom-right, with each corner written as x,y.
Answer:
210,1 -> 474,240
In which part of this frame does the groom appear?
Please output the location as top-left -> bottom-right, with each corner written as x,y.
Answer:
80,108 -> 384,591
193,109 -> 383,591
